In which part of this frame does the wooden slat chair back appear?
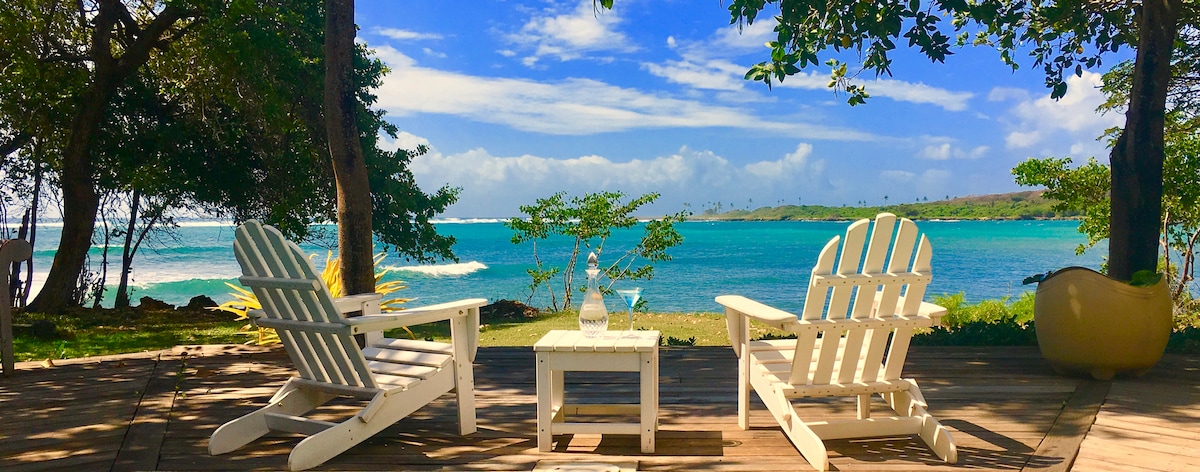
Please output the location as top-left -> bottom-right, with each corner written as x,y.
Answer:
716,213 -> 956,471
233,220 -> 376,388
210,220 -> 486,471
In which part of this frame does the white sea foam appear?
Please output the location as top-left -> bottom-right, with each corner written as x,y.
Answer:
385,261 -> 487,277
123,267 -> 241,288
432,218 -> 507,224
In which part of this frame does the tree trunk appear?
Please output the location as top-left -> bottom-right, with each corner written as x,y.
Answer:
27,1 -> 189,313
1108,0 -> 1180,281
324,0 -> 375,298
27,84 -> 107,313
114,190 -> 140,309
20,157 -> 42,307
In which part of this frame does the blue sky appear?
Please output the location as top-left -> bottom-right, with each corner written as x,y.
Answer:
354,0 -> 1129,218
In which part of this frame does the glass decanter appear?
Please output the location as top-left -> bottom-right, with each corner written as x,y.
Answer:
578,252 -> 609,337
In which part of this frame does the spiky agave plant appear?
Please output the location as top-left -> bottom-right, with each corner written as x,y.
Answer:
214,252 -> 414,345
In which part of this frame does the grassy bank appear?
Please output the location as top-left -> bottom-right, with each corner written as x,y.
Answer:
9,294 -> 1200,362
696,190 -> 1077,221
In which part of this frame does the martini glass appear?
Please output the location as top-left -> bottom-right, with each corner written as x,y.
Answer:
615,287 -> 643,332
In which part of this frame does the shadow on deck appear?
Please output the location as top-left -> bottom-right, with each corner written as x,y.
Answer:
2,345 -> 1198,471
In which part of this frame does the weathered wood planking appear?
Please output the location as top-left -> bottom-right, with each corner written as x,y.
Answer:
1070,354 -> 1200,472
3,345 -> 1199,471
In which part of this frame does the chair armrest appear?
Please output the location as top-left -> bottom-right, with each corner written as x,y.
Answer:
917,301 -> 949,326
716,295 -> 798,329
333,293 -> 383,315
342,298 -> 488,334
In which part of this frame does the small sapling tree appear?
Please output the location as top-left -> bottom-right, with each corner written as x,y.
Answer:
507,191 -> 689,311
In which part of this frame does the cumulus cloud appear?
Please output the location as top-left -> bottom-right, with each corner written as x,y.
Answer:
370,46 -> 875,140
406,138 -> 837,216
996,71 -> 1122,157
373,28 -> 444,41
507,0 -> 635,65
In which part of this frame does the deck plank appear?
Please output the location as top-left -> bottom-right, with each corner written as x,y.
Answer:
2,345 -> 1198,471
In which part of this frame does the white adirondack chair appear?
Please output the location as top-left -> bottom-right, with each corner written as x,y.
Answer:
715,213 -> 957,471
209,220 -> 486,471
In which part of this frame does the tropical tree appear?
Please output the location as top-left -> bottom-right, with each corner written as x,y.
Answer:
507,191 -> 690,311
1013,53 -> 1200,316
324,0 -> 375,299
598,0 -> 1193,283
1,0 -> 459,311
1,0 -> 199,312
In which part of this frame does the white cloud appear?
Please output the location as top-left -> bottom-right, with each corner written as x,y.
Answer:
744,144 -> 820,180
407,138 -> 837,216
422,48 -> 446,58
641,58 -> 748,91
714,19 -> 778,51
508,0 -> 635,64
1005,130 -> 1040,149
918,142 -> 988,160
646,22 -> 975,111
866,79 -> 973,112
1000,71 -> 1120,156
988,87 -> 1030,102
371,46 -> 876,140
772,72 -> 973,111
379,131 -> 430,153
373,28 -> 443,41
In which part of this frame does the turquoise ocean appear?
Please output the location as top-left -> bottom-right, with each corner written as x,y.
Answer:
20,219 -> 1103,314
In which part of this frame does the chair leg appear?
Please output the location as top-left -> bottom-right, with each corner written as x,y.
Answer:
209,383 -> 332,455
737,343 -> 751,430
915,404 -> 957,464
885,384 -> 957,465
450,314 -> 477,435
758,386 -> 829,471
287,369 -> 456,471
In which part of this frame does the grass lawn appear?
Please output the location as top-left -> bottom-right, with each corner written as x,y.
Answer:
10,304 -> 783,362
403,309 -> 792,347
10,294 -> 1200,362
11,309 -> 246,362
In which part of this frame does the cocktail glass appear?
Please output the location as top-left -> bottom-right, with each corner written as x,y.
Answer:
615,287 -> 643,332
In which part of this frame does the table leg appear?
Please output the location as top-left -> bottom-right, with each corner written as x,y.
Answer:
640,350 -> 656,453
536,352 -> 552,452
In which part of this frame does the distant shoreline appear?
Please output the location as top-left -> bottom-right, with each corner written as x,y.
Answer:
689,190 -> 1079,222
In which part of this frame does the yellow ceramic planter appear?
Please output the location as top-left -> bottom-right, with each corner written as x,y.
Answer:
1033,266 -> 1172,380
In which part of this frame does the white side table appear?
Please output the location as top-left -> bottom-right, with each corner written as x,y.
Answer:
534,330 -> 660,453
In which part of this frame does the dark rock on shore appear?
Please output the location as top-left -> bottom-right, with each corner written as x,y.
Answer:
480,300 -> 541,323
183,295 -> 218,311
139,297 -> 175,311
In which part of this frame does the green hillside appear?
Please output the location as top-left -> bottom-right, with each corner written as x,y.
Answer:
696,191 -> 1075,221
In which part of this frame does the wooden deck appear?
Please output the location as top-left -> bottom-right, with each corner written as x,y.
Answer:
2,345 -> 1198,471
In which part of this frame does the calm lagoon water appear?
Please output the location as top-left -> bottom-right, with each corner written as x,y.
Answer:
20,219 -> 1103,313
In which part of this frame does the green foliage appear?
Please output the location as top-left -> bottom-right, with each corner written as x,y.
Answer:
698,191 -> 1069,221
1012,117 -> 1199,302
507,191 -> 690,310
214,252 -> 413,345
719,0 -> 1148,104
663,335 -> 697,346
914,293 -> 1037,346
1012,158 -> 1111,254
